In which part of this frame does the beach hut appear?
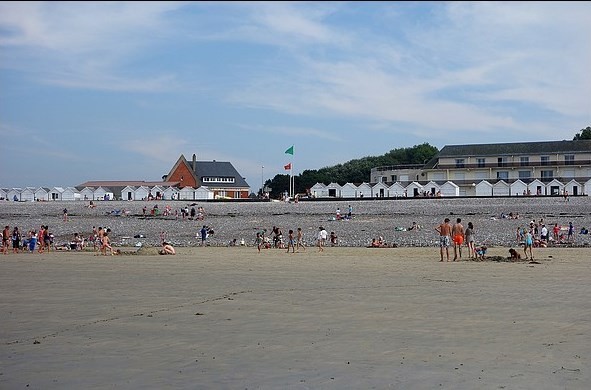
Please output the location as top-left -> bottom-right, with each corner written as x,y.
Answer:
34,187 -> 50,202
371,182 -> 389,198
20,187 -> 36,202
340,183 -> 358,198
134,186 -> 150,201
545,179 -> 564,196
424,181 -> 441,197
475,181 -> 493,196
64,187 -> 80,201
310,183 -> 328,198
585,179 -> 591,196
195,186 -> 213,200
563,179 -> 582,197
440,181 -> 460,197
120,186 -> 136,201
49,187 -> 64,201
0,188 -> 7,200
527,179 -> 545,196
355,183 -> 372,199
405,182 -> 424,197
492,180 -> 510,196
178,186 -> 196,200
326,183 -> 342,198
93,186 -> 113,201
80,187 -> 95,201
150,185 -> 165,199
388,182 -> 405,198
163,186 -> 179,200
510,180 -> 528,196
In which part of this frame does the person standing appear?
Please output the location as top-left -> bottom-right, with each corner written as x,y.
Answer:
317,226 -> 327,252
348,205 -> 353,219
200,225 -> 208,246
2,225 -> 10,255
11,227 -> 21,254
524,229 -> 534,260
435,218 -> 452,262
37,225 -> 45,253
465,222 -> 475,259
296,227 -> 306,252
567,221 -> 575,243
451,218 -> 465,261
63,208 -> 68,222
286,230 -> 295,253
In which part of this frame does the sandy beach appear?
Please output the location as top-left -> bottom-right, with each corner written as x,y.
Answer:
1,246 -> 589,389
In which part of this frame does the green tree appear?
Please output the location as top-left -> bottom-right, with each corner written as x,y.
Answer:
573,126 -> 591,140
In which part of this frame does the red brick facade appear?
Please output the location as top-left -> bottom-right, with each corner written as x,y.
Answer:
167,162 -> 196,188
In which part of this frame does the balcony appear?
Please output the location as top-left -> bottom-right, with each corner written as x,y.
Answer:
434,160 -> 591,170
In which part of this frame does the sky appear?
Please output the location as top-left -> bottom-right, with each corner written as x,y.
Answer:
1,1 -> 590,192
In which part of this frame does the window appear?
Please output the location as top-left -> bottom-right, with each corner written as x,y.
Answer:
520,157 -> 529,166
497,171 -> 509,180
540,170 -> 553,181
202,177 -> 235,183
541,156 -> 550,166
518,170 -> 531,180
381,176 -> 387,183
390,175 -> 397,182
565,154 -> 575,165
477,158 -> 486,168
455,159 -> 465,168
498,157 -> 507,167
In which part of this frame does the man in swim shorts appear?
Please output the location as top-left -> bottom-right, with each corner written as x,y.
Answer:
451,218 -> 465,261
435,218 -> 452,262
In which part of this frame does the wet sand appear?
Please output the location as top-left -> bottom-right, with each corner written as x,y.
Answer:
1,246 -> 589,389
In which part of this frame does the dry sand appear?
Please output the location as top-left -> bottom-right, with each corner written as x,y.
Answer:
1,246 -> 589,389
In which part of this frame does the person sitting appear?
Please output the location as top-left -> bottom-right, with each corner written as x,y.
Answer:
159,242 -> 176,255
508,248 -> 521,260
475,246 -> 487,260
330,232 -> 338,246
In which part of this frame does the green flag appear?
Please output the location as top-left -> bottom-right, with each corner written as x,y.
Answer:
285,145 -> 294,155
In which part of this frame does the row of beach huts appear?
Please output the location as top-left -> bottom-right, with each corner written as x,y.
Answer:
310,178 -> 590,198
0,185 -> 216,202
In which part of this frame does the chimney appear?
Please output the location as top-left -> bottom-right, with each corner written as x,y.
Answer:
192,154 -> 196,171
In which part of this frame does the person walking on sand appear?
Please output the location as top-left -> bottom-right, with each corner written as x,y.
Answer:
524,228 -> 534,260
286,229 -> 295,253
101,230 -> 114,256
296,227 -> 306,252
465,222 -> 475,259
435,218 -> 452,262
317,226 -> 327,252
2,225 -> 10,255
451,218 -> 465,261
255,232 -> 264,252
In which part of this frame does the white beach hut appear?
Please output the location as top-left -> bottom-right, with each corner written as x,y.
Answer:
93,186 -> 113,201
528,179 -> 546,196
34,187 -> 50,202
388,182 -> 406,198
545,179 -> 564,196
355,183 -> 372,199
310,183 -> 328,198
440,181 -> 460,197
120,186 -> 136,201
80,187 -> 95,201
372,182 -> 389,198
326,183 -> 342,198
0,188 -> 7,200
340,183 -> 358,198
178,186 -> 196,200
475,181 -> 493,196
20,187 -> 36,202
492,180 -> 510,196
63,187 -> 80,201
510,180 -> 528,196
405,182 -> 424,197
134,186 -> 150,201
49,187 -> 64,201
163,186 -> 179,200
195,186 -> 213,200
7,188 -> 22,201
424,181 -> 441,197
584,179 -> 591,196
563,179 -> 582,197
150,185 -> 165,199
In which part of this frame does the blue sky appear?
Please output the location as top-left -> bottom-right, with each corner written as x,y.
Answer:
1,1 -> 590,191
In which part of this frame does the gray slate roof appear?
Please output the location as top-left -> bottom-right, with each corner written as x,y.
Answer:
194,161 -> 250,188
438,140 -> 591,157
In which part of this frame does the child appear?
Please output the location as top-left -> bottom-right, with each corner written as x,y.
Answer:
286,229 -> 295,253
475,246 -> 487,260
523,228 -> 534,260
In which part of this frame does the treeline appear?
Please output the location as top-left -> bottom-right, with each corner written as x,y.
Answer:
264,143 -> 439,198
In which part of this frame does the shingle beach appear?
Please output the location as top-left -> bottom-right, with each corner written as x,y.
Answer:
1,196 -> 590,249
